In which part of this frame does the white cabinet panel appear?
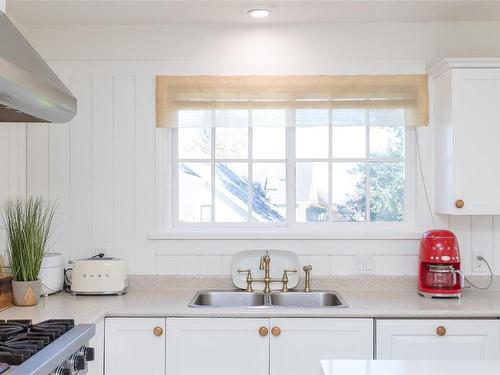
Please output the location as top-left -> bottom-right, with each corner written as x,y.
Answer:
166,318 -> 269,375
105,317 -> 165,375
376,319 -> 500,360
433,62 -> 500,215
270,318 -> 373,375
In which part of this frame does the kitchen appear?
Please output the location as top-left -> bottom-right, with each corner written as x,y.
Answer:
2,1 -> 500,374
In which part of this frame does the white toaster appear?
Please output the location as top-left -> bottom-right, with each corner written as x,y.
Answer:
71,257 -> 128,296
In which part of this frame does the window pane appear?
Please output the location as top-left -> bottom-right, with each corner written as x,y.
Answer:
252,109 -> 286,127
332,126 -> 366,158
333,109 -> 366,126
178,163 -> 211,222
178,110 -> 211,127
215,163 -> 248,222
370,109 -> 405,127
370,126 -> 404,158
296,126 -> 329,159
296,162 -> 329,222
252,127 -> 286,159
252,163 -> 286,222
331,162 -> 366,222
296,109 -> 329,127
178,127 -> 211,159
215,127 -> 248,159
215,110 -> 248,127
369,162 -> 404,222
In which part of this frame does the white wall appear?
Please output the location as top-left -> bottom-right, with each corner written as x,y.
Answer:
0,125 -> 27,256
2,22 -> 500,276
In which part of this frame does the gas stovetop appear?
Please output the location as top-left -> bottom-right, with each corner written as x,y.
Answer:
0,320 -> 95,375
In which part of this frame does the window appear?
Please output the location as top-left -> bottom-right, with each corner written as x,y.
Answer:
169,108 -> 408,228
156,75 -> 428,234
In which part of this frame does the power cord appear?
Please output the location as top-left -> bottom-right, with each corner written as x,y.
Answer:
63,268 -> 73,294
414,128 -> 436,228
462,256 -> 493,291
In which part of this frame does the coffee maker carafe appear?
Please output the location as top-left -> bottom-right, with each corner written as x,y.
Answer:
418,230 -> 463,298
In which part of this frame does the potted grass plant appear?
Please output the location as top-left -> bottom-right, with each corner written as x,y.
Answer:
2,197 -> 55,306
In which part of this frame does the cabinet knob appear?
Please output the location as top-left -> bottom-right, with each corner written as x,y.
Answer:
436,326 -> 446,336
259,327 -> 268,337
153,326 -> 164,336
455,199 -> 464,209
271,326 -> 281,337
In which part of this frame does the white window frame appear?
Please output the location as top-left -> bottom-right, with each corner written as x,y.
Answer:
153,111 -> 418,240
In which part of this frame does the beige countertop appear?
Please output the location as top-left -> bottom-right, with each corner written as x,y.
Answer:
1,287 -> 500,324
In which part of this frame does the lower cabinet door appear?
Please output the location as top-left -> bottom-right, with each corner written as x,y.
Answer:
166,318 -> 269,375
105,317 -> 166,375
376,319 -> 500,359
269,318 -> 373,375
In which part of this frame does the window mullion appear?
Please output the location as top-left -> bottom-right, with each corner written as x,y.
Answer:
286,109 -> 295,227
211,118 -> 216,223
248,111 -> 253,223
328,108 -> 333,222
365,109 -> 370,223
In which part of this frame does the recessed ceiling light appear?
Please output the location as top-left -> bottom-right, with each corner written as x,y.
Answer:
247,9 -> 273,18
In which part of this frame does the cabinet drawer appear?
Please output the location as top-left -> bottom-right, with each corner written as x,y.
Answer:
376,319 -> 500,360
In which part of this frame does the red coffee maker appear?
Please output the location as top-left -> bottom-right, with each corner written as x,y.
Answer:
418,230 -> 462,298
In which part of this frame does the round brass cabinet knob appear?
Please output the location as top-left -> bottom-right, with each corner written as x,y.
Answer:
455,199 -> 465,209
436,326 -> 446,336
153,326 -> 164,336
271,326 -> 281,337
259,327 -> 269,337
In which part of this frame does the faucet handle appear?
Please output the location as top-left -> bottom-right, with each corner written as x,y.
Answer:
281,269 -> 297,293
238,269 -> 254,292
303,265 -> 312,272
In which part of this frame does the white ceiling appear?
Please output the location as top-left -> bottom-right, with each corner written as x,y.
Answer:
6,0 -> 500,25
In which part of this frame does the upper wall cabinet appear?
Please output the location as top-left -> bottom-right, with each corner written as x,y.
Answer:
431,58 -> 500,215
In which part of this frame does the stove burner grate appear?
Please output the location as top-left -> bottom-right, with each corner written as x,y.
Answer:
0,319 -> 75,366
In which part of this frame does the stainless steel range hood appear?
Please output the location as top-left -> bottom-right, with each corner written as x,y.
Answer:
0,11 -> 76,123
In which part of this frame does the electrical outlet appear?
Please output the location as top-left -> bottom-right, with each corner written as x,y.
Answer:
472,250 -> 490,274
355,255 -> 375,274
94,247 -> 112,257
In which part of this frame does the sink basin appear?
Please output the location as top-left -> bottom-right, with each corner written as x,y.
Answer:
189,290 -> 266,307
270,291 -> 348,308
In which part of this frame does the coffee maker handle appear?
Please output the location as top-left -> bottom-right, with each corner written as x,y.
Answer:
454,270 -> 465,288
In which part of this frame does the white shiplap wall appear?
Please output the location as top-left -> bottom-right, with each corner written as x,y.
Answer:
1,61 -> 498,276
0,124 -> 27,255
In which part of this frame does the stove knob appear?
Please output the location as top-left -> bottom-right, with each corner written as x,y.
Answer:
53,366 -> 71,375
70,354 -> 86,372
74,355 -> 85,371
78,346 -> 95,361
85,347 -> 95,361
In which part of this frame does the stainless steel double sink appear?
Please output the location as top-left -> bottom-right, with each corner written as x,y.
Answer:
188,290 -> 348,308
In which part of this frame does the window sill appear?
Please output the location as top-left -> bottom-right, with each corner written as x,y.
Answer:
148,231 -> 423,240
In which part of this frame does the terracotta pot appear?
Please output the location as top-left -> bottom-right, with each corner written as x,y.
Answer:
12,280 -> 41,306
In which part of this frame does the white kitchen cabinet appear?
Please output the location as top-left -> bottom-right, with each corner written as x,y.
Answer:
376,319 -> 500,359
165,318 -> 269,375
165,317 -> 372,375
105,317 -> 166,375
270,318 -> 373,375
431,59 -> 500,214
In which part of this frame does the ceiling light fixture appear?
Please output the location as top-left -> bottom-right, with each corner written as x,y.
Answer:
247,8 -> 273,18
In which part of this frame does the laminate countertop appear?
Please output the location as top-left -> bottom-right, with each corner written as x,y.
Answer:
1,287 -> 500,324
